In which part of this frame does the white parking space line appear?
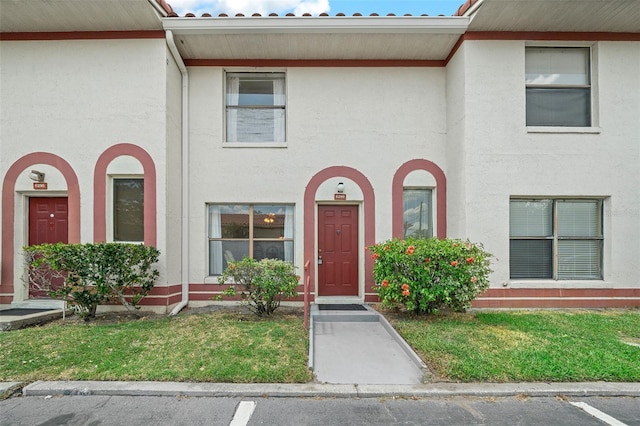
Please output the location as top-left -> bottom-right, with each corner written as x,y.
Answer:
570,402 -> 628,426
229,400 -> 257,426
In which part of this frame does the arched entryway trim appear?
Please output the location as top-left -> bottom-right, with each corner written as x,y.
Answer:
93,143 -> 157,246
1,153 -> 80,299
303,166 -> 376,297
392,159 -> 447,239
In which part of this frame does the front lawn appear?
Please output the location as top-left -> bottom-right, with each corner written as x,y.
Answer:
390,310 -> 640,382
1,308 -> 638,384
0,309 -> 312,383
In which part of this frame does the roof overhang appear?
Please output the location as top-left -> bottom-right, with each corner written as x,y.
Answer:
162,16 -> 469,35
0,0 -> 164,32
162,16 -> 470,61
465,0 -> 640,33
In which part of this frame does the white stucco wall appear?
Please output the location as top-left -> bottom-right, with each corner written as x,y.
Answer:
164,46 -> 184,286
0,38 -> 172,293
445,42 -> 468,239
4,32 -> 638,306
460,39 -> 640,289
187,66 -> 448,284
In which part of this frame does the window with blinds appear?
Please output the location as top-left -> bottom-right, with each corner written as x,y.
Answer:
509,199 -> 603,280
226,72 -> 286,143
525,47 -> 591,127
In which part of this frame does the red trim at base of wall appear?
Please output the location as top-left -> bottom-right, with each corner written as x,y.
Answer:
472,288 -> 640,309
472,298 -> 640,309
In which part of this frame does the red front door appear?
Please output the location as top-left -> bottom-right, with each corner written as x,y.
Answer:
28,197 -> 68,298
317,205 -> 359,296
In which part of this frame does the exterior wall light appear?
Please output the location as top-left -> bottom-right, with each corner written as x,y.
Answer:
29,170 -> 45,182
336,182 -> 345,193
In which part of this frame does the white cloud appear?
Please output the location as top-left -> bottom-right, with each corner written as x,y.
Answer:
167,0 -> 330,16
294,0 -> 330,15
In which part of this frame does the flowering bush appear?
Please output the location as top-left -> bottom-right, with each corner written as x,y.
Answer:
368,238 -> 492,314
218,257 -> 299,316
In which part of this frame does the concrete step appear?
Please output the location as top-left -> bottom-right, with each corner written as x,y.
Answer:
11,299 -> 65,309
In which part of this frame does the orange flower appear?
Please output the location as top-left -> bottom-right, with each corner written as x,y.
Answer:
402,289 -> 410,296
371,253 -> 379,260
384,245 -> 390,251
401,283 -> 409,290
471,276 -> 478,283
466,257 -> 474,264
425,258 -> 431,263
453,243 -> 458,247
296,275 -> 301,281
382,279 -> 389,288
406,246 -> 415,255
450,260 -> 459,267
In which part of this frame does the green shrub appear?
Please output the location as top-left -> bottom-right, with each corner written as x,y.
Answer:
23,243 -> 160,319
218,257 -> 299,316
367,238 -> 492,314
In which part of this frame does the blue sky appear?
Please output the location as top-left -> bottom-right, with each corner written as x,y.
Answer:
167,1 -> 464,17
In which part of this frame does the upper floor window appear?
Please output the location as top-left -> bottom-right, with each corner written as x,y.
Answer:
525,47 -> 591,127
226,72 -> 286,143
403,188 -> 433,239
510,198 -> 603,280
113,178 -> 144,242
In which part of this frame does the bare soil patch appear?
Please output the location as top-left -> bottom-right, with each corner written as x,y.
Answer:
55,304 -> 304,325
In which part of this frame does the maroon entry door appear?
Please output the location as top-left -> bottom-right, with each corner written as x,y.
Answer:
317,205 -> 359,296
28,197 -> 68,298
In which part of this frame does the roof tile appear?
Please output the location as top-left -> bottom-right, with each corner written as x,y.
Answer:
454,0 -> 481,16
160,0 -> 464,19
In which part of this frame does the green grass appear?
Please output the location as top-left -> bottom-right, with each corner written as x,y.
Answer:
391,310 -> 640,382
0,311 -> 312,383
2,309 -> 639,384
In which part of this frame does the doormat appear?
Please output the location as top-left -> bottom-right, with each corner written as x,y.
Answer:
318,304 -> 367,311
0,308 -> 55,316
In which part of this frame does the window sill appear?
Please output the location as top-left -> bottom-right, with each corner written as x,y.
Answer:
223,142 -> 287,148
526,126 -> 602,134
508,279 -> 607,289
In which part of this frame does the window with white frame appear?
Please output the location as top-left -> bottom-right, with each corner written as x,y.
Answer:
226,72 -> 286,143
510,199 -> 603,280
525,47 -> 591,127
208,204 -> 294,275
113,178 -> 144,242
403,188 -> 433,239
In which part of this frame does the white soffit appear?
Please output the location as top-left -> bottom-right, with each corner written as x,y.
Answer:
467,0 -> 640,33
0,0 -> 163,32
162,16 -> 469,35
163,16 -> 469,60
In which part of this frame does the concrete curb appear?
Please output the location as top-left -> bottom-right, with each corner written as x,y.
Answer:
0,382 -> 23,398
0,310 -> 65,331
20,381 -> 640,398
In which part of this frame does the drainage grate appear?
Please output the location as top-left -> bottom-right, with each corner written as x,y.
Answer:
317,304 -> 367,311
0,308 -> 55,316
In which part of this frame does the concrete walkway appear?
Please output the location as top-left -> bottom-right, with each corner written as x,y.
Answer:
309,304 -> 426,384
